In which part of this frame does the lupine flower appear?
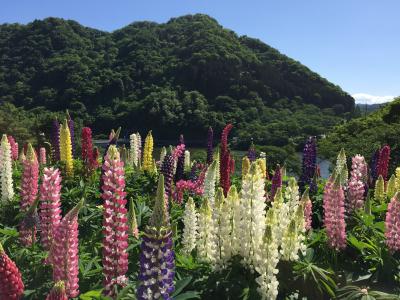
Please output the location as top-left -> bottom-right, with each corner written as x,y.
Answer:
119,145 -> 128,165
242,156 -> 250,178
0,242 -> 24,300
203,160 -> 218,207
39,167 -> 62,251
59,120 -> 73,177
50,200 -> 83,298
91,147 -> 100,171
215,150 -> 220,185
206,127 -> 214,165
175,135 -> 185,182
268,188 -> 289,246
256,156 -> 267,179
299,137 -> 317,193
46,281 -> 68,300
396,167 -> 400,190
174,175 -> 205,204
129,133 -> 140,168
81,127 -> 94,173
7,136 -> 18,161
19,144 -> 39,246
0,134 -> 14,202
137,175 -> 175,300
128,198 -> 139,238
270,165 -> 282,200
136,133 -> 142,162
220,124 -> 233,196
374,175 -> 385,203
184,150 -> 191,172
142,131 -> 154,173
386,175 -> 397,199
197,198 -> 217,264
39,147 -> 47,165
239,164 -> 266,266
247,141 -> 256,162
66,111 -> 75,157
377,145 -> 390,181
302,188 -> 313,230
335,148 -> 348,186
227,186 -> 241,256
323,176 -> 346,250
255,225 -> 280,300
161,154 -> 175,200
101,145 -> 129,297
181,197 -> 198,254
18,151 -> 26,163
385,192 -> 400,253
347,155 -> 368,212
51,119 -> 60,162
159,146 -> 167,166
370,148 -> 380,185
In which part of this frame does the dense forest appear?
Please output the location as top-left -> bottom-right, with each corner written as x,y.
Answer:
320,97 -> 400,170
0,14 -> 355,150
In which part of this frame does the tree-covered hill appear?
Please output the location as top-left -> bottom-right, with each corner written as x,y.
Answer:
320,97 -> 400,169
0,14 -> 354,147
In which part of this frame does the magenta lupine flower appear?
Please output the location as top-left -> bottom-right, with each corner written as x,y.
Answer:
19,144 -> 39,246
270,165 -> 282,200
101,145 -> 129,297
385,192 -> 400,253
323,176 -> 346,250
347,155 -> 368,212
50,200 -> 83,298
51,120 -> 60,162
7,136 -> 18,161
206,127 -> 214,165
39,147 -> 47,165
299,137 -> 317,194
174,170 -> 205,203
377,145 -> 390,181
175,135 -> 185,182
81,127 -> 94,174
137,175 -> 175,300
220,124 -> 233,196
39,168 -> 62,251
161,154 -> 175,199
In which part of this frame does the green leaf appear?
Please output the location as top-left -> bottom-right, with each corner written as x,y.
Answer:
172,276 -> 193,297
173,291 -> 201,300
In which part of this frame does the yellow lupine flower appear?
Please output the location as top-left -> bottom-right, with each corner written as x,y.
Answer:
242,156 -> 250,178
60,119 -> 73,176
386,174 -> 397,199
142,131 -> 154,172
374,175 -> 385,203
396,167 -> 400,189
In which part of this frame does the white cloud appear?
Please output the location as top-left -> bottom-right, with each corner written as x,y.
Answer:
352,93 -> 395,105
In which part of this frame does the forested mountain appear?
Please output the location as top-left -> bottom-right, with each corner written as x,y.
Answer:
320,97 -> 400,169
0,14 -> 355,148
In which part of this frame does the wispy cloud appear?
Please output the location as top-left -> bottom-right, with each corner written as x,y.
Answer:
352,93 -> 395,105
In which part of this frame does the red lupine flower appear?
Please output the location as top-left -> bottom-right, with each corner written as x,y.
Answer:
0,242 -> 24,300
39,168 -> 62,251
101,145 -> 129,298
50,200 -> 83,298
46,281 -> 68,300
323,176 -> 346,250
19,144 -> 39,246
81,127 -> 94,174
7,136 -> 18,161
385,192 -> 400,253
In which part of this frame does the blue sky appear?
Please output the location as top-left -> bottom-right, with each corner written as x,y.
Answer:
2,0 -> 399,103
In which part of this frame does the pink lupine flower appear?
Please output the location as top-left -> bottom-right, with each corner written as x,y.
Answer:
323,176 -> 346,250
385,192 -> 400,253
19,144 -> 39,246
39,168 -> 62,251
347,155 -> 368,212
174,170 -> 205,203
7,136 -> 18,161
377,145 -> 390,181
302,189 -> 313,230
40,147 -> 47,165
101,145 -> 129,298
50,200 -> 83,298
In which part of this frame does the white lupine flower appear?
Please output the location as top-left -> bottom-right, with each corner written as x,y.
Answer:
203,160 -> 217,207
280,219 -> 303,261
215,150 -> 220,185
255,225 -> 280,300
136,132 -> 142,165
268,188 -> 289,246
0,134 -> 14,202
182,197 -> 198,255
238,163 -> 266,268
159,146 -> 167,165
335,148 -> 348,185
197,199 -> 217,264
129,133 -> 140,167
284,177 -> 300,215
228,186 -> 241,256
184,150 -> 191,172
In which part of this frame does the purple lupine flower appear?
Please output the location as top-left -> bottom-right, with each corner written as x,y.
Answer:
247,140 -> 256,162
175,135 -> 185,182
270,164 -> 282,200
137,175 -> 175,300
161,154 -> 175,200
299,137 -> 317,194
369,148 -> 380,186
51,120 -> 60,162
206,127 -> 214,165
